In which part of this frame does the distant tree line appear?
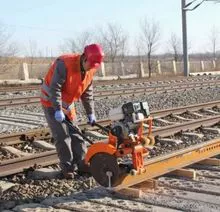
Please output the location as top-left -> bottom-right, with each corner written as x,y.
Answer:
0,16 -> 219,77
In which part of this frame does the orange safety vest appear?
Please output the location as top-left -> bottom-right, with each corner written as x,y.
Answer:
40,54 -> 97,120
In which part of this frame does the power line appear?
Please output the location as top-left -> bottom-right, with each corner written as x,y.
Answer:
184,0 -> 205,11
184,0 -> 220,11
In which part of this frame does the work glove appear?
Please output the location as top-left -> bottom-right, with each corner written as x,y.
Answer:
55,110 -> 65,122
88,113 -> 96,125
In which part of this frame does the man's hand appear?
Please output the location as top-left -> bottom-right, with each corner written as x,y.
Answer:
55,110 -> 65,122
88,114 -> 96,125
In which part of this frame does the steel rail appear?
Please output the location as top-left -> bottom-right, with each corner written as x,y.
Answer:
0,115 -> 219,177
0,128 -> 51,144
152,100 -> 220,118
0,81 -> 219,107
0,150 -> 58,177
0,101 -> 219,145
0,119 -> 109,145
152,115 -> 220,137
0,78 -> 219,93
114,138 -> 220,190
94,83 -> 220,100
94,80 -> 220,95
0,85 -> 40,92
0,96 -> 39,107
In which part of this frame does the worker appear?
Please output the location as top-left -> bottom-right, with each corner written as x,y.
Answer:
40,44 -> 104,179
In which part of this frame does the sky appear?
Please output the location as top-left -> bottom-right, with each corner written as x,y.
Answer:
0,0 -> 220,57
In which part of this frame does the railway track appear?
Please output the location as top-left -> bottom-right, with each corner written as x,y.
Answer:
36,155 -> 220,212
0,75 -> 219,93
0,102 -> 219,211
0,112 -> 219,176
0,120 -> 219,210
0,101 -> 219,176
0,100 -> 219,143
0,79 -> 219,108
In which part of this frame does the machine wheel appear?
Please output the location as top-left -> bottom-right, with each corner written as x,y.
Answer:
90,153 -> 119,187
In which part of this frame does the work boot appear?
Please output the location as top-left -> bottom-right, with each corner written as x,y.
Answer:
77,162 -> 91,177
61,170 -> 74,179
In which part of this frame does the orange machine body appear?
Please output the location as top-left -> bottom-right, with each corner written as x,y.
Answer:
85,116 -> 154,173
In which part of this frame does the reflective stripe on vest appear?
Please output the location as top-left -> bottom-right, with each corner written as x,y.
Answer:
41,81 -> 76,120
41,82 -> 72,107
40,82 -> 51,101
41,82 -> 51,99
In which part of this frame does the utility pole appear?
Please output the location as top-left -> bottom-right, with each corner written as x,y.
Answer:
181,0 -> 189,77
181,0 -> 220,77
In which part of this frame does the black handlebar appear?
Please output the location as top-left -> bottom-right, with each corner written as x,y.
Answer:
63,120 -> 94,145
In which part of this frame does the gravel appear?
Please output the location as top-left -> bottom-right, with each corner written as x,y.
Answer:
0,78 -> 220,211
0,86 -> 219,133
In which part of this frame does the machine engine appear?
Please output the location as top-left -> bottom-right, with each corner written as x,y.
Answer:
109,101 -> 150,142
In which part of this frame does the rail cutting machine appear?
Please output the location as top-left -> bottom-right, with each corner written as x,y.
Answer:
85,101 -> 155,187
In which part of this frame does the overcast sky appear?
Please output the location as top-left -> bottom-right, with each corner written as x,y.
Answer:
0,0 -> 219,56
